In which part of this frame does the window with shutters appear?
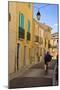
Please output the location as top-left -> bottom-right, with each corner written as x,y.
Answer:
18,13 -> 25,39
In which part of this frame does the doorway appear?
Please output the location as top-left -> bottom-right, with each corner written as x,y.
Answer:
16,43 -> 21,70
24,46 -> 27,65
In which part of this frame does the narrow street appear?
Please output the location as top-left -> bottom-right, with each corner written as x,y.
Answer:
8,2 -> 59,89
9,60 -> 57,89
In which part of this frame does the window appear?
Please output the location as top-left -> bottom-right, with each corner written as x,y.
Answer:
48,40 -> 51,48
40,37 -> 43,44
18,13 -> 25,39
9,13 -> 11,21
28,3 -> 31,8
21,14 -> 24,28
27,20 -> 30,32
35,36 -> 39,42
40,48 -> 42,56
27,32 -> 30,40
19,13 -> 24,29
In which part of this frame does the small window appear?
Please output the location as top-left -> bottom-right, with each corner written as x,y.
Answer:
40,48 -> 42,56
28,3 -> 31,8
45,39 -> 46,47
27,20 -> 30,32
9,13 -> 11,21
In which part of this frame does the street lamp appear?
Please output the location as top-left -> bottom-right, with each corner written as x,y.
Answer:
36,10 -> 41,62
37,10 -> 41,21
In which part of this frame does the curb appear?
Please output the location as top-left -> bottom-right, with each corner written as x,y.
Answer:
52,63 -> 57,85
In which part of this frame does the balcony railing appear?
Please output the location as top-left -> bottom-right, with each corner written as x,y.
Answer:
48,44 -> 57,48
18,27 -> 25,39
50,45 -> 57,48
35,36 -> 39,42
27,32 -> 31,40
34,36 -> 43,44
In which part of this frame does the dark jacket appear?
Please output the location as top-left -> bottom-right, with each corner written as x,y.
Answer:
44,53 -> 52,63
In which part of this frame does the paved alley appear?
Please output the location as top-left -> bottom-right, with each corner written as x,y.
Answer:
9,60 -> 57,89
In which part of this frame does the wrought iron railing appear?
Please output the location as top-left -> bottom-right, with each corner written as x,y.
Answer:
27,32 -> 31,40
18,27 -> 25,39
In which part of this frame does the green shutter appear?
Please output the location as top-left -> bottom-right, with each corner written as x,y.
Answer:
19,13 -> 24,28
28,20 -> 30,32
21,14 -> 24,28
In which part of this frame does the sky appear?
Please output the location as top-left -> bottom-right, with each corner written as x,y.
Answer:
33,3 -> 59,34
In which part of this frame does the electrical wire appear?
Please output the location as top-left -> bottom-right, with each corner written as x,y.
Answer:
34,4 -> 50,10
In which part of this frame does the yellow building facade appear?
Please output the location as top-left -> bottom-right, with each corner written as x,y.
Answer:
9,2 -> 33,74
8,2 -> 52,75
32,19 -> 45,63
42,25 -> 52,53
32,19 -> 52,63
50,32 -> 58,59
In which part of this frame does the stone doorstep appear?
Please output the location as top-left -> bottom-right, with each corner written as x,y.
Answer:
9,63 -> 36,81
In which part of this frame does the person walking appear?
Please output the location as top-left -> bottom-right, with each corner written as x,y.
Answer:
44,51 -> 52,74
